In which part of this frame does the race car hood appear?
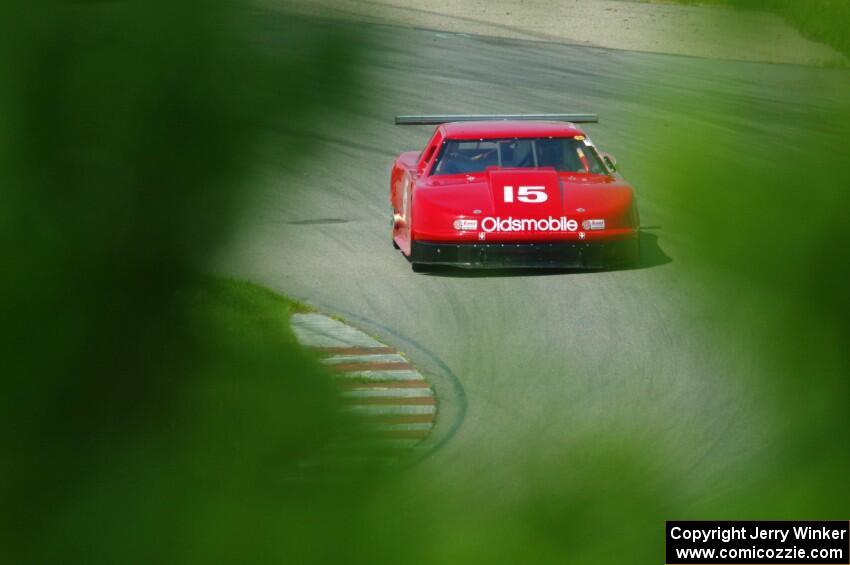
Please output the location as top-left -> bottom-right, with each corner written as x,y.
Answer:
486,169 -> 564,217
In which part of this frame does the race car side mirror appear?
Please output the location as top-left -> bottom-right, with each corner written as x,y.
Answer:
602,152 -> 617,172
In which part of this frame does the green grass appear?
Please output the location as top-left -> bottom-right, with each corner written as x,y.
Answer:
167,276 -> 344,473
175,278 -> 402,467
178,276 -> 313,346
639,0 -> 850,59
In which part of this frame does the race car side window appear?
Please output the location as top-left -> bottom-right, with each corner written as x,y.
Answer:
420,145 -> 436,167
417,130 -> 444,174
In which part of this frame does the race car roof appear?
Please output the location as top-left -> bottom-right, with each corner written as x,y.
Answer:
441,120 -> 585,140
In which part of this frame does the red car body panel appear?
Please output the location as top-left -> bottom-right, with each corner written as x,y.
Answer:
390,121 -> 639,268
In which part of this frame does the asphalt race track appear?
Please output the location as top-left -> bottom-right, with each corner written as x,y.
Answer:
220,14 -> 849,499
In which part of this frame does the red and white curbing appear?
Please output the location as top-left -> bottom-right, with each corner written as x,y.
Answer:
291,313 -> 436,452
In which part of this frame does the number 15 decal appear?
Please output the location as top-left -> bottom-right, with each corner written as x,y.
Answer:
503,185 -> 548,203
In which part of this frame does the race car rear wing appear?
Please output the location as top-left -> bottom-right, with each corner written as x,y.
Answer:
394,113 -> 598,125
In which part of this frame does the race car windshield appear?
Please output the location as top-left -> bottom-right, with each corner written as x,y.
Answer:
431,137 -> 608,176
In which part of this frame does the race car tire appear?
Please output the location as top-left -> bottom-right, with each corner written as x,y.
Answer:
411,262 -> 431,273
391,207 -> 400,249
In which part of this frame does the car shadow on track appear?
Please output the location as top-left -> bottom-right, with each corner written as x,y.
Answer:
417,228 -> 671,278
637,228 -> 671,267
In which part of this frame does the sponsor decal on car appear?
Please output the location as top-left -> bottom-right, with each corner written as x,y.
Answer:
480,216 -> 580,233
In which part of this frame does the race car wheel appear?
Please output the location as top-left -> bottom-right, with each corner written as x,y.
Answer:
391,207 -> 400,249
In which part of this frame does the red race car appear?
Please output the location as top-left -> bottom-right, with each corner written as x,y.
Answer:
390,114 -> 640,272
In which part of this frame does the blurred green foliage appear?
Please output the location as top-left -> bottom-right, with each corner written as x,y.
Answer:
0,1 -> 366,562
636,0 -> 850,522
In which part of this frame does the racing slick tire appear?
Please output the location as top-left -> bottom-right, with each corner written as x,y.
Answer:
391,207 -> 400,249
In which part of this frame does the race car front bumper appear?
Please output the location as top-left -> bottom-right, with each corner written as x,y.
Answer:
410,239 -> 638,269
